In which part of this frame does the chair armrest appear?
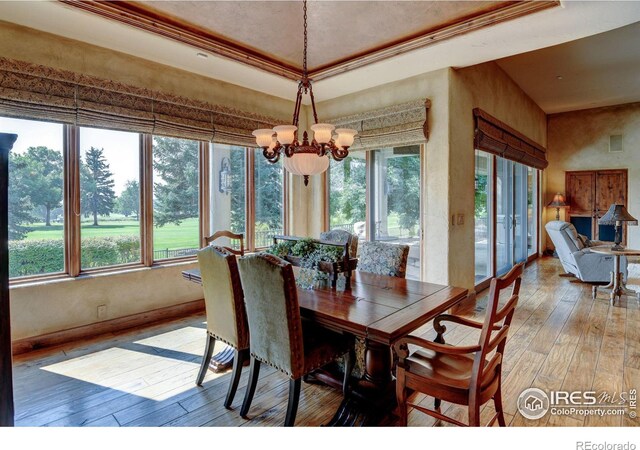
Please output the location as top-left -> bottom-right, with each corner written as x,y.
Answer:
393,335 -> 481,360
433,314 -> 499,337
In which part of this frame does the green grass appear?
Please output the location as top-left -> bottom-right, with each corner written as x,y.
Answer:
23,216 -> 200,251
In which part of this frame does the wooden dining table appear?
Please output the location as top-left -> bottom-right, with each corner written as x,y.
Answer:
182,267 -> 468,425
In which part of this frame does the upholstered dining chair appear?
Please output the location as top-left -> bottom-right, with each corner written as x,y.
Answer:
358,241 -> 410,278
237,253 -> 355,426
205,230 -> 244,256
195,246 -> 249,410
394,262 -> 524,427
320,229 -> 358,258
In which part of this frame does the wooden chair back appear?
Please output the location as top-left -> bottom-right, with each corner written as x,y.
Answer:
470,262 -> 523,400
205,230 -> 244,256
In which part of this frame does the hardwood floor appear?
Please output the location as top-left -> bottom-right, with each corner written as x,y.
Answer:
12,257 -> 640,426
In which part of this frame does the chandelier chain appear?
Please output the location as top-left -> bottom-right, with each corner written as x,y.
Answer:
303,0 -> 308,77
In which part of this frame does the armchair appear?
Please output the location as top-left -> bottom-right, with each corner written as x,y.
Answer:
545,221 -> 627,284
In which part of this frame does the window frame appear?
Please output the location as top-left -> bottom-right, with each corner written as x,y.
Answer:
7,120 -> 291,284
324,145 -> 424,280
210,144 -> 288,253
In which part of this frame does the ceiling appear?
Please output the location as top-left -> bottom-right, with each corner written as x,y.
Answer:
497,20 -> 640,114
1,1 -> 640,106
57,0 -> 557,80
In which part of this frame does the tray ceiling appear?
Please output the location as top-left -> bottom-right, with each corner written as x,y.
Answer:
60,0 -> 559,80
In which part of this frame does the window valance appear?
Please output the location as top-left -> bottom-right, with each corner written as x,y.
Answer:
473,108 -> 548,170
0,57 -> 278,146
325,99 -> 430,151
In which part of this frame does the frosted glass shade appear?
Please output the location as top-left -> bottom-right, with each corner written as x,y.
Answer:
273,125 -> 297,145
310,123 -> 335,144
283,153 -> 329,176
268,135 -> 277,151
335,128 -> 358,148
252,129 -> 274,148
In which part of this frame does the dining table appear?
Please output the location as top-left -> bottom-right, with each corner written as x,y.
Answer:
182,267 -> 468,425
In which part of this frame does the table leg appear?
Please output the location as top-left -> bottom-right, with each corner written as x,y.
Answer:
326,340 -> 395,426
209,345 -> 234,372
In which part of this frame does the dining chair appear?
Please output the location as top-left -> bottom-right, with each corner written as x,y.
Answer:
205,230 -> 244,256
237,253 -> 355,426
320,229 -> 358,258
393,262 -> 524,427
195,245 -> 249,409
358,241 -> 409,278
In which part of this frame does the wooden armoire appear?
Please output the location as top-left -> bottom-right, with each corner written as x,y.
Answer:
565,169 -> 628,243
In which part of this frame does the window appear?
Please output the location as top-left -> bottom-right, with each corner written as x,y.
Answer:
253,148 -> 284,248
527,167 -> 538,257
152,136 -> 200,260
328,154 -> 366,239
79,127 -> 141,269
210,144 -> 246,249
474,150 -> 493,283
2,117 -> 65,278
371,146 -> 421,280
327,146 -> 422,280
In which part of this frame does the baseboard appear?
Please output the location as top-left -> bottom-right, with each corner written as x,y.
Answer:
12,299 -> 205,356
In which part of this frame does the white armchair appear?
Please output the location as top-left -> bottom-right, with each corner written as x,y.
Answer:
545,220 -> 627,283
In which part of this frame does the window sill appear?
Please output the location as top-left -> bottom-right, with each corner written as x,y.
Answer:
9,257 -> 198,289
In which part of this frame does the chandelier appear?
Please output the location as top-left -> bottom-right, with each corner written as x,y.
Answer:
252,0 -> 357,186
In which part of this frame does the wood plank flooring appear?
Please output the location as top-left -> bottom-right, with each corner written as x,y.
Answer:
12,257 -> 640,426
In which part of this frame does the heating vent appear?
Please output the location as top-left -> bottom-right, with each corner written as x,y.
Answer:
609,134 -> 624,153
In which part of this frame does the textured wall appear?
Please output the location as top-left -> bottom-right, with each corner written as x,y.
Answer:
449,62 -> 547,290
0,21 -> 296,340
546,102 -> 640,249
315,68 -> 452,285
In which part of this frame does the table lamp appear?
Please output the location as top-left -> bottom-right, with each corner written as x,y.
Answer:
598,204 -> 638,251
547,193 -> 568,221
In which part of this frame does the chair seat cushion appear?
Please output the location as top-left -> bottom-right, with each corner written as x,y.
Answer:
301,319 -> 353,374
405,347 -> 492,393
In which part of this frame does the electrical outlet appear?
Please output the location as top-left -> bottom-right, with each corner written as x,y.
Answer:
457,214 -> 465,225
97,304 -> 107,320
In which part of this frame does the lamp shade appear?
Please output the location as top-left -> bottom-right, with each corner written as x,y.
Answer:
282,153 -> 329,177
273,125 -> 297,145
334,128 -> 358,148
310,123 -> 335,144
547,193 -> 567,207
598,204 -> 638,225
252,129 -> 274,148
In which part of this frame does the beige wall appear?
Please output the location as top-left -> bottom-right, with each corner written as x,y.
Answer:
3,20 -> 548,340
307,62 -> 546,291
1,21 -> 297,340
449,62 -> 547,289
314,68 -> 452,286
546,102 -> 640,249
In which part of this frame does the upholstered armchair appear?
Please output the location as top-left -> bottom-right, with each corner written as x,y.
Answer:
358,241 -> 410,278
237,253 -> 355,426
195,246 -> 249,410
320,229 -> 358,258
545,220 -> 627,284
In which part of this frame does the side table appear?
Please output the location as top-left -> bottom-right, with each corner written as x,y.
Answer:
590,246 -> 640,304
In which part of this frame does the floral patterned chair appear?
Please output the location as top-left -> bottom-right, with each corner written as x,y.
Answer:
358,241 -> 410,278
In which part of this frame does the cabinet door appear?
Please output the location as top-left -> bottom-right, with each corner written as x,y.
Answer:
566,171 -> 595,216
595,169 -> 627,242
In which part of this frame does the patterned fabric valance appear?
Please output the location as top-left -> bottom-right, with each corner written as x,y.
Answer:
325,99 -> 430,151
473,108 -> 548,170
0,57 -> 278,145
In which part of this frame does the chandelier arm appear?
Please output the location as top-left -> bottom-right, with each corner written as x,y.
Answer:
308,82 -> 319,124
292,83 -> 304,127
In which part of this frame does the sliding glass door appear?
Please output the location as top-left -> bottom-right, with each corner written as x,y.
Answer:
475,153 -> 539,284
